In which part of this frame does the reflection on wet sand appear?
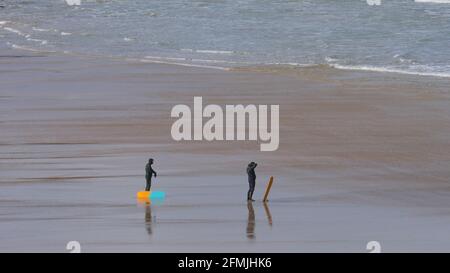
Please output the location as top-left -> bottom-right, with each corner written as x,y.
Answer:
138,196 -> 165,238
145,204 -> 153,236
263,202 -> 273,226
246,202 -> 273,240
246,202 -> 255,239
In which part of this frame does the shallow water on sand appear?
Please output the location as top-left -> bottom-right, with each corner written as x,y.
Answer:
2,171 -> 450,252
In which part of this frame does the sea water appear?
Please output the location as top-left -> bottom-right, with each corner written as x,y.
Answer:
1,0 -> 450,77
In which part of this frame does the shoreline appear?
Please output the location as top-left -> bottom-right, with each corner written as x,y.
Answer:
5,44 -> 450,80
1,47 -> 450,252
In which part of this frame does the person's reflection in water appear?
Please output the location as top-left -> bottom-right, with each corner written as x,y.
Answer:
246,201 -> 255,239
263,202 -> 273,226
144,202 -> 153,236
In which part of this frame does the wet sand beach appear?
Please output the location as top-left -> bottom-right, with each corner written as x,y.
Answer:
1,49 -> 450,252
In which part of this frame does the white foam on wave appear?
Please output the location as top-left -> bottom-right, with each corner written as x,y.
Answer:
0,21 -> 10,26
415,0 -> 450,3
65,0 -> 81,6
140,58 -> 229,70
181,48 -> 234,54
2,24 -> 52,47
191,58 -> 253,65
26,37 -> 48,45
7,42 -> 55,53
32,27 -> 51,32
330,63 -> 450,78
145,56 -> 188,61
265,62 -> 316,68
325,57 -> 339,63
3,27 -> 27,37
61,32 -> 72,36
196,49 -> 234,54
145,54 -> 320,71
145,55 -> 254,66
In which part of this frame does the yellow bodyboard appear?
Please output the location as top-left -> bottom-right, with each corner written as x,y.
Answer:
137,191 -> 151,199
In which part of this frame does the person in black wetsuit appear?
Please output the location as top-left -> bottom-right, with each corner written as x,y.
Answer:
145,158 -> 157,191
247,162 -> 257,201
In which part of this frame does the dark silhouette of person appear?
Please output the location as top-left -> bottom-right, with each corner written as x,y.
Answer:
145,158 -> 157,191
246,162 -> 257,201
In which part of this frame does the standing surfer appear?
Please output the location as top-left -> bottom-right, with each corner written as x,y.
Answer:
145,158 -> 157,191
247,162 -> 257,201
